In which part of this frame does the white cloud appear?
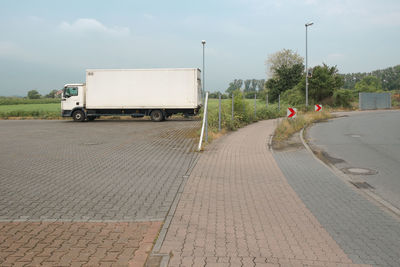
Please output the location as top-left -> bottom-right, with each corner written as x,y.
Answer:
59,18 -> 130,36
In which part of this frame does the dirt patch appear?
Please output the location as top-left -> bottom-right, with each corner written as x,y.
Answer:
311,148 -> 346,166
272,131 -> 303,151
302,128 -> 346,166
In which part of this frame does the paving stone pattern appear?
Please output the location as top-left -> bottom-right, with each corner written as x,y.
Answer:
274,149 -> 400,267
160,120 -> 366,267
0,221 -> 161,266
0,119 -> 200,221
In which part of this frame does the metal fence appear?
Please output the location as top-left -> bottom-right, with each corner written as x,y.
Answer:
359,92 -> 391,110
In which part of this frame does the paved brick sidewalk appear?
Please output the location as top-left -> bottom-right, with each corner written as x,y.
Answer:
160,120 -> 366,266
0,221 -> 161,266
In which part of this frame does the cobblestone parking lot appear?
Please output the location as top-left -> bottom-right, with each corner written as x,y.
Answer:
0,119 -> 200,265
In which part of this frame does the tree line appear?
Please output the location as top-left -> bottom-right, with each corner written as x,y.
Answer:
27,89 -> 61,99
215,49 -> 400,108
209,79 -> 266,99
341,65 -> 400,92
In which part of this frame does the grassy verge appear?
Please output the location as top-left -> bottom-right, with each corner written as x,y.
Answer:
0,103 -> 61,119
0,97 -> 61,105
273,111 -> 333,145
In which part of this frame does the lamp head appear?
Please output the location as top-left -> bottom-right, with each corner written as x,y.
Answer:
201,40 -> 206,45
305,22 -> 314,27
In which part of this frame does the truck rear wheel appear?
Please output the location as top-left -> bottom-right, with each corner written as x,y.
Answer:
150,110 -> 164,122
72,110 -> 85,122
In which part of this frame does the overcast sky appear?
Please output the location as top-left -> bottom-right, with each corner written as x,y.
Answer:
1,0 -> 400,96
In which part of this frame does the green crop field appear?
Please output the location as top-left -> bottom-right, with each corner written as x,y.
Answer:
0,103 -> 61,118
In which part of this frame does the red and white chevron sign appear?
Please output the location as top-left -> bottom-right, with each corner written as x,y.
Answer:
315,104 -> 322,112
287,107 -> 297,118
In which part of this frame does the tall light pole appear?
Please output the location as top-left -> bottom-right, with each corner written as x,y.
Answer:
305,22 -> 313,108
201,40 -> 207,142
202,40 -> 206,97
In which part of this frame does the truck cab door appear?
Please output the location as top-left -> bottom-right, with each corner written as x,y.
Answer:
62,86 -> 82,112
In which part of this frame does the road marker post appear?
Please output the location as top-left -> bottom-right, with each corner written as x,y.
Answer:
198,92 -> 209,151
315,104 -> 322,112
287,107 -> 297,118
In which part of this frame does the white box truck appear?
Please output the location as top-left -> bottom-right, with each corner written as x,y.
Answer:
61,68 -> 203,122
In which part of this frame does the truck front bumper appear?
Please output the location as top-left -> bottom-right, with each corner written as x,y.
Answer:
61,110 -> 72,117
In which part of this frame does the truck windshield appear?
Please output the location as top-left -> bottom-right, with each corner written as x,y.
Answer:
63,87 -> 78,97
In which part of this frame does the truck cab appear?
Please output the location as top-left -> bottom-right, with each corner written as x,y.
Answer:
61,84 -> 86,121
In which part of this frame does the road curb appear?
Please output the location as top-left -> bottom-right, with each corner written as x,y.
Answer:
147,152 -> 200,267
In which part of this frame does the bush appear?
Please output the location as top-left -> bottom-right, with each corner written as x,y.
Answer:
333,89 -> 354,108
392,91 -> 400,107
202,94 -> 283,133
281,87 -> 304,106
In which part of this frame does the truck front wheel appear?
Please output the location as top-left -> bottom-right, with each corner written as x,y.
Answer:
72,110 -> 86,122
150,110 -> 164,122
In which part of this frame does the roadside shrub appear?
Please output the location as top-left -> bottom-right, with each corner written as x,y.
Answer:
391,91 -> 400,107
274,111 -> 332,144
281,87 -> 304,106
256,106 -> 280,120
333,89 -> 353,108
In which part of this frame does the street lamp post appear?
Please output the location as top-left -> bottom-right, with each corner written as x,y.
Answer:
201,40 -> 207,142
202,40 -> 206,97
305,22 -> 313,108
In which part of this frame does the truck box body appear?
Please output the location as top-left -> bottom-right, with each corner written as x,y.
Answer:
86,68 -> 202,109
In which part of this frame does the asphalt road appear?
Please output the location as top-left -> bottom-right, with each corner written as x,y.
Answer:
308,110 -> 400,209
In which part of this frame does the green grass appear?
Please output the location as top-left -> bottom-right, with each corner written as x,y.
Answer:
273,111 -> 332,145
0,97 -> 61,105
0,103 -> 60,118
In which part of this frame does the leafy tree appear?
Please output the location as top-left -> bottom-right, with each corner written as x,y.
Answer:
45,89 -> 60,98
355,75 -> 382,92
27,90 -> 41,99
341,65 -> 400,91
265,63 -> 304,102
225,79 -> 243,96
265,49 -> 304,78
208,92 -> 228,99
244,80 -> 252,92
251,79 -> 258,92
298,64 -> 343,103
257,79 -> 265,91
265,78 -> 279,101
